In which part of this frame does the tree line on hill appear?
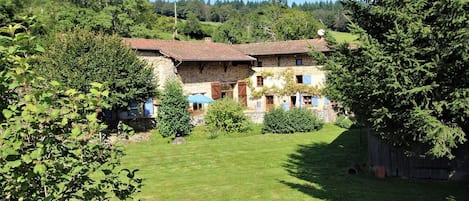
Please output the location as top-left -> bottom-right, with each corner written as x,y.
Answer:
154,0 -> 347,31
1,0 -> 346,43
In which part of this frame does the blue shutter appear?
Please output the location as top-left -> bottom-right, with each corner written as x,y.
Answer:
144,98 -> 154,117
312,96 -> 319,107
324,97 -> 330,105
303,74 -> 312,85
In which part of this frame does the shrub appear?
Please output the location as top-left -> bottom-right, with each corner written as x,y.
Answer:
263,108 -> 323,134
205,98 -> 250,133
288,108 -> 323,132
157,78 -> 192,138
335,115 -> 354,129
262,108 -> 293,134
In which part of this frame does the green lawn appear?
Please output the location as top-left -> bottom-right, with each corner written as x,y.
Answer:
122,124 -> 468,201
330,31 -> 359,44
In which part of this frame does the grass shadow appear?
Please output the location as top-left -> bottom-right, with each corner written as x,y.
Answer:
281,129 -> 469,201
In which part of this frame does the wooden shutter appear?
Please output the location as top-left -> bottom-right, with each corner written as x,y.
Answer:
238,81 -> 247,106
211,82 -> 221,100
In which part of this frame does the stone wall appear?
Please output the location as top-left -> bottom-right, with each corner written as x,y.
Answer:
137,51 -> 330,114
246,53 -> 328,111
177,61 -> 252,83
139,53 -> 176,88
177,61 -> 253,99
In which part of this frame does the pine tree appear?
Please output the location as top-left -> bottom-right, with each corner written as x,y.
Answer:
323,0 -> 468,158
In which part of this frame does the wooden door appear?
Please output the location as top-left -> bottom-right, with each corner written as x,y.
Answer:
211,82 -> 221,100
237,81 -> 247,106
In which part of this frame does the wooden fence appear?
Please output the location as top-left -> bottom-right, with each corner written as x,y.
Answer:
368,130 -> 469,180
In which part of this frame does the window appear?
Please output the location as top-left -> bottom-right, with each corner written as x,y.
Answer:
192,103 -> 203,110
221,83 -> 234,99
257,61 -> 263,67
266,96 -> 274,104
266,95 -> 274,111
256,76 -> 264,87
296,58 -> 303,66
296,75 -> 303,84
303,96 -> 312,106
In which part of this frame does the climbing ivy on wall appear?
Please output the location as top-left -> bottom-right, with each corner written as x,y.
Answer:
247,68 -> 322,99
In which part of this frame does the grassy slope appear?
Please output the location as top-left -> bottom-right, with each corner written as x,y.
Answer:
330,31 -> 358,44
122,125 -> 468,201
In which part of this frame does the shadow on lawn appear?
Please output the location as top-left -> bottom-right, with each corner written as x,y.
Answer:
281,129 -> 469,201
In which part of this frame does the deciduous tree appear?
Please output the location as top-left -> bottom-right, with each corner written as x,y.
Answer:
37,29 -> 156,112
0,20 -> 141,201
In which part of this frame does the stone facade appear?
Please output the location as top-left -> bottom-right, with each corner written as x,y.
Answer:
138,50 -> 176,88
177,61 -> 252,98
245,53 -> 331,112
134,44 -> 333,122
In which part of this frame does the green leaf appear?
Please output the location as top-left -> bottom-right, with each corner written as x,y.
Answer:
2,146 -> 19,158
21,154 -> 32,163
33,164 -> 46,175
7,160 -> 22,168
2,109 -> 13,119
90,88 -> 99,96
35,44 -> 45,53
90,82 -> 103,89
86,114 -> 97,122
71,127 -> 81,138
50,80 -> 61,87
30,148 -> 43,160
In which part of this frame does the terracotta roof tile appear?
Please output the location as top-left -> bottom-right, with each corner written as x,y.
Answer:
122,38 -> 256,62
233,39 -> 331,56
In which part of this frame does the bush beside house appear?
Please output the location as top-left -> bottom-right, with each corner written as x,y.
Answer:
205,98 -> 250,133
263,108 -> 323,134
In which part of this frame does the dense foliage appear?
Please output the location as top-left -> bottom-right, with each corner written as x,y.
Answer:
323,0 -> 468,158
263,108 -> 323,134
213,3 -> 323,43
157,78 -> 192,138
37,29 -> 156,110
154,0 -> 346,31
205,98 -> 250,133
0,21 -> 140,200
335,115 -> 354,129
2,0 -> 346,42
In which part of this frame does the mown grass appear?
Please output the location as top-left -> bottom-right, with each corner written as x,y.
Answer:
122,124 -> 468,201
330,31 -> 359,44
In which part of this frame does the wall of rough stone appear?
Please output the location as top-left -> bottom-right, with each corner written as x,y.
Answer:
177,61 -> 253,100
138,53 -> 176,88
137,51 -> 330,114
246,53 -> 328,111
177,61 -> 252,83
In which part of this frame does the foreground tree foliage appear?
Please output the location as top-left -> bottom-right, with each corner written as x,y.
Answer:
157,78 -> 192,138
37,29 -> 156,111
323,0 -> 468,158
0,21 -> 140,200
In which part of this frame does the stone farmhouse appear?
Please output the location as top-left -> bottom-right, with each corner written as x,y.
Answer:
122,37 -> 334,121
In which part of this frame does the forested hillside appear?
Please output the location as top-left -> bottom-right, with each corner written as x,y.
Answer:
0,0 -> 346,43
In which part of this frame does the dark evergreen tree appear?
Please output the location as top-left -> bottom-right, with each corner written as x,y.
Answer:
322,0 -> 469,159
157,78 -> 192,138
